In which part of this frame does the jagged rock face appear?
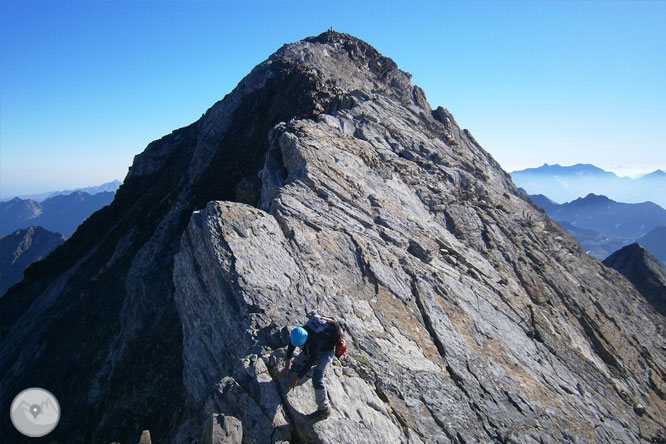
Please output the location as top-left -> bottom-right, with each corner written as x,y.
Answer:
603,243 -> 666,317
1,31 -> 666,444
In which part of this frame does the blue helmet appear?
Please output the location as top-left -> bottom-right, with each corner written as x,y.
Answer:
290,327 -> 308,346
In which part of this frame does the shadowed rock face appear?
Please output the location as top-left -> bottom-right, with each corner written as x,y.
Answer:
603,243 -> 666,317
2,31 -> 666,444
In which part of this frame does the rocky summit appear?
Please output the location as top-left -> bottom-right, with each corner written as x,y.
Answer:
1,31 -> 665,444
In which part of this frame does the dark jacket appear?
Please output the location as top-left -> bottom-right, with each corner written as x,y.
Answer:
286,323 -> 335,378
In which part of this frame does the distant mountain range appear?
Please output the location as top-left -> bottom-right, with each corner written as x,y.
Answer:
528,192 -> 666,262
0,227 -> 65,296
0,191 -> 115,237
2,179 -> 122,203
537,193 -> 666,238
512,164 -> 666,208
0,183 -> 120,296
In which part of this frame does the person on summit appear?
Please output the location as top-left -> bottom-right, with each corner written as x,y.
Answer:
278,315 -> 346,420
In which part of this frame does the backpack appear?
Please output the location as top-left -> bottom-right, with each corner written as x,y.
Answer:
305,315 -> 348,358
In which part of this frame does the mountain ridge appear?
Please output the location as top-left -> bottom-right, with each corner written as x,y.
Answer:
526,192 -> 666,260
559,193 -> 666,238
0,227 -> 65,296
2,180 -> 122,203
0,191 -> 116,237
512,164 -> 666,208
1,31 -> 665,444
515,163 -> 618,177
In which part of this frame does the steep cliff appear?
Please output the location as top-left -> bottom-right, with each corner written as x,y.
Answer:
1,31 -> 665,444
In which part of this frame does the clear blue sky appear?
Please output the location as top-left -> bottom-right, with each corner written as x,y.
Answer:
2,0 -> 665,197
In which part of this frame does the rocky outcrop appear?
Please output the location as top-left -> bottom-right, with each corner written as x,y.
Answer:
603,243 -> 666,316
1,31 -> 665,444
0,226 -> 65,296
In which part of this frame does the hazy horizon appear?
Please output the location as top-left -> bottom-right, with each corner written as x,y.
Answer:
3,165 -> 663,200
2,1 -> 664,198
5,164 -> 665,202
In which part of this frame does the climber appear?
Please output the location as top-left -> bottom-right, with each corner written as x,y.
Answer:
278,315 -> 342,420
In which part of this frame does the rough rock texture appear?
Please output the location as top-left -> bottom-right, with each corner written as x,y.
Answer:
0,226 -> 65,296
205,414 -> 243,444
603,243 -> 666,316
1,31 -> 666,444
